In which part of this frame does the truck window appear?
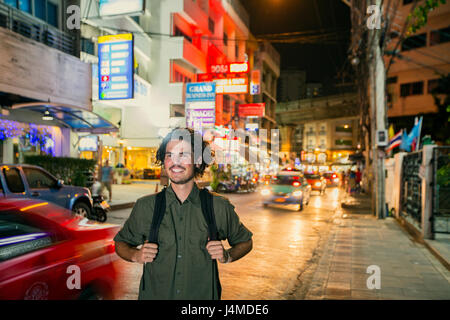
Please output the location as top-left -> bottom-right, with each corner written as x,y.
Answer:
23,168 -> 57,189
3,168 -> 25,193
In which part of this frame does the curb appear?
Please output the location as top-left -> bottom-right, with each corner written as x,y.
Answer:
394,215 -> 450,271
110,202 -> 135,211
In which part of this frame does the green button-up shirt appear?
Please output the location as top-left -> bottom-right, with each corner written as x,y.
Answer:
113,184 -> 253,300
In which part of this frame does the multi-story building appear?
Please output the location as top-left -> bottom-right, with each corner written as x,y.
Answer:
385,0 -> 450,137
0,0 -> 116,164
277,69 -> 306,102
246,40 -> 280,136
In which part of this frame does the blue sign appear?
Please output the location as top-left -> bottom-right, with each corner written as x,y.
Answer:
186,82 -> 216,102
98,33 -> 134,100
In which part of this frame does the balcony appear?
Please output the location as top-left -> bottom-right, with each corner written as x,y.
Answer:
306,131 -> 316,137
0,2 -> 77,57
171,37 -> 207,73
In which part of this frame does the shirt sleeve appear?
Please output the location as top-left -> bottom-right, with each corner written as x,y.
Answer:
220,198 -> 253,247
113,198 -> 145,247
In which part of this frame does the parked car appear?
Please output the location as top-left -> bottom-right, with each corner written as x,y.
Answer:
304,173 -> 326,195
261,170 -> 311,211
0,198 -> 121,299
323,172 -> 340,187
0,164 -> 93,218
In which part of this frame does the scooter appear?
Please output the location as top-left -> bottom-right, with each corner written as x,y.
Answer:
90,195 -> 109,223
89,181 -> 109,222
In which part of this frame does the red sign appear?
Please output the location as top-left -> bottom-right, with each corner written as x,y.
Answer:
238,103 -> 265,117
210,62 -> 249,74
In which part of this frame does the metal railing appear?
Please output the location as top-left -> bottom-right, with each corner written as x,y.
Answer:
400,151 -> 422,229
432,147 -> 450,234
0,2 -> 77,57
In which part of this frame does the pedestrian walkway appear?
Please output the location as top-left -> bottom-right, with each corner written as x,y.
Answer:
107,181 -> 159,210
304,193 -> 450,300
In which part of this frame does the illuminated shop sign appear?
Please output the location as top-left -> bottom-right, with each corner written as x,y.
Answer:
185,82 -> 216,130
210,62 -> 249,74
215,78 -> 248,94
98,33 -> 134,100
250,70 -> 261,95
99,0 -> 145,17
79,136 -> 98,152
238,103 -> 265,117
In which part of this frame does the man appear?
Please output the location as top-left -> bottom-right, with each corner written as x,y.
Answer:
114,128 -> 253,300
101,160 -> 114,201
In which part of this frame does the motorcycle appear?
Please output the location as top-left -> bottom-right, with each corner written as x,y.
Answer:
90,195 -> 109,222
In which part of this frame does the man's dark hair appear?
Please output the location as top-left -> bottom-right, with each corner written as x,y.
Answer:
156,128 -> 211,178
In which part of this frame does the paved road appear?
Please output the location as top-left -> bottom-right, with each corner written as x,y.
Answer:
109,187 -> 342,300
109,187 -> 450,300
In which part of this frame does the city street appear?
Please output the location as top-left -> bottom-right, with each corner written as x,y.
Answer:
110,187 -> 450,300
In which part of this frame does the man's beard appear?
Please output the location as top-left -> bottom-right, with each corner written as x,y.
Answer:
169,166 -> 195,185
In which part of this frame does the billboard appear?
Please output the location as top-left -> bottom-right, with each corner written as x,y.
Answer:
215,78 -> 248,94
185,83 -> 216,130
99,0 -> 145,17
98,33 -> 134,100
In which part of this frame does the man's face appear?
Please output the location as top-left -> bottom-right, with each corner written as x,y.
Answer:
164,140 -> 195,185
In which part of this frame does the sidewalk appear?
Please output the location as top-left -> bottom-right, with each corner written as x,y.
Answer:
305,192 -> 450,300
107,180 -> 159,210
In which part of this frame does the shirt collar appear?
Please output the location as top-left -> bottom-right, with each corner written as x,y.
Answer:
165,183 -> 201,206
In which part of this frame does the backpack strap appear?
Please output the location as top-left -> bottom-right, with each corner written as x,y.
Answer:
142,188 -> 166,291
148,188 -> 167,244
199,188 -> 221,300
199,188 -> 218,241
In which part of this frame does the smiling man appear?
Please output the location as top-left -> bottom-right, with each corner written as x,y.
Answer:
114,128 -> 253,300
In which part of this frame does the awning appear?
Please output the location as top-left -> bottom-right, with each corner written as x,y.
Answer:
10,103 -> 119,134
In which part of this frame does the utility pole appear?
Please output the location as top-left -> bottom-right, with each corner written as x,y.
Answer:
367,0 -> 387,219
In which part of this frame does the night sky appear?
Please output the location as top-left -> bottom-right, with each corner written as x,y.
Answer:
241,0 -> 351,84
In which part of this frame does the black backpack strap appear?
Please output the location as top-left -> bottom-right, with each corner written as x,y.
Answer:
142,188 -> 166,291
199,188 -> 221,300
148,188 -> 167,244
199,188 -> 218,241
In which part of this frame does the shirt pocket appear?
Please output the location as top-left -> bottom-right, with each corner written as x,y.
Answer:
188,225 -> 209,256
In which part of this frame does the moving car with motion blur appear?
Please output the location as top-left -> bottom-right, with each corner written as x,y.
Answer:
304,173 -> 326,195
261,168 -> 311,211
0,198 -> 121,300
322,172 -> 340,187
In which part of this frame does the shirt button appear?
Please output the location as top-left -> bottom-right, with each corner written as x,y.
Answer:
176,289 -> 180,294
178,254 -> 182,259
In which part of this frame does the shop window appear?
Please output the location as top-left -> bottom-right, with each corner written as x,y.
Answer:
3,168 -> 25,193
401,33 -> 426,51
430,26 -> 450,46
400,81 -> 424,97
23,168 -> 56,189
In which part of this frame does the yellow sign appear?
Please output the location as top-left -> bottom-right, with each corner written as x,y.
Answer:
98,33 -> 133,44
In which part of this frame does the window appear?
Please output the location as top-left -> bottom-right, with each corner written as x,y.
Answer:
23,168 -> 56,189
427,78 -> 445,94
170,104 -> 185,117
173,70 -> 192,83
400,81 -> 424,97
34,0 -> 46,20
335,139 -> 353,146
430,26 -> 450,46
46,1 -> 58,27
401,33 -> 426,51
81,37 -> 95,55
4,0 -> 18,8
174,27 -> 192,43
235,43 -> 239,59
208,17 -> 215,34
335,125 -> 352,133
131,15 -> 139,25
19,0 -> 31,13
3,168 -> 25,193
223,32 -> 228,46
387,76 -> 398,84
403,0 -> 413,4
0,213 -> 52,262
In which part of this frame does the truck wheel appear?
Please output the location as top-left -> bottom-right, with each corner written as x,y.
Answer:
73,202 -> 91,218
